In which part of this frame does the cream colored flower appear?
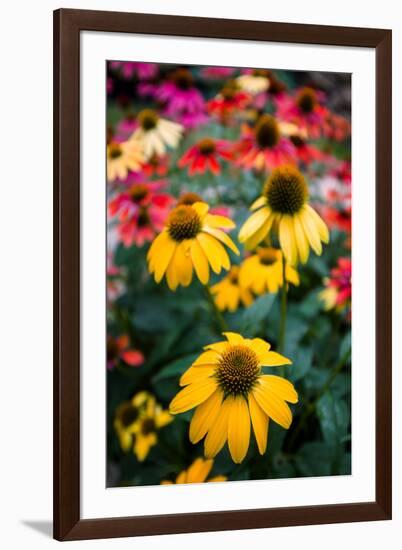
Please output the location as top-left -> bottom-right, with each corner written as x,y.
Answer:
132,109 -> 184,159
107,139 -> 144,182
236,73 -> 270,95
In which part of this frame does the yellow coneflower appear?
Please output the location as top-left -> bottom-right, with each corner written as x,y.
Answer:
239,247 -> 299,295
107,139 -> 144,181
238,165 -> 329,264
210,266 -> 254,312
147,202 -> 239,291
169,332 -> 298,464
131,108 -> 183,159
114,392 -> 172,461
161,458 -> 226,485
114,391 -> 150,452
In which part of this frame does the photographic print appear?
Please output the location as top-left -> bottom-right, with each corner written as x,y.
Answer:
106,61 -> 352,488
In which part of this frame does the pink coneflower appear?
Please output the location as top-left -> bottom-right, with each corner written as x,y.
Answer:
155,68 -> 207,128
323,112 -> 351,141
320,257 -> 351,316
109,181 -> 173,247
233,114 -> 296,171
109,61 -> 158,80
116,112 -> 138,139
107,334 -> 144,370
289,134 -> 327,165
207,81 -> 251,123
200,66 -> 235,80
275,87 -> 328,139
178,138 -> 232,175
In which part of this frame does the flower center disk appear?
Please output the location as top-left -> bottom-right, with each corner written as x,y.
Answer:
177,192 -> 203,206
119,403 -> 139,427
255,114 -> 280,148
297,88 -> 317,113
109,142 -> 122,159
264,166 -> 308,215
216,344 -> 260,396
130,184 -> 149,202
198,138 -> 216,155
167,205 -> 202,241
257,248 -> 279,265
172,68 -> 194,90
138,109 -> 159,131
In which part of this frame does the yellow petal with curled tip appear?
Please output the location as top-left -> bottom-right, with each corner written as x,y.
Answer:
228,396 -> 250,463
252,379 -> 293,429
197,233 -> 230,273
299,208 -> 322,255
192,350 -> 220,367
248,392 -> 269,454
244,214 -> 274,250
304,204 -> 329,244
189,390 -> 223,443
170,378 -> 218,414
203,226 -> 240,255
245,337 -> 271,355
261,375 -> 298,403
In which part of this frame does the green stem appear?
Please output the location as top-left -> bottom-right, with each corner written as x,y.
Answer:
287,347 -> 351,451
278,254 -> 288,355
203,284 -> 228,334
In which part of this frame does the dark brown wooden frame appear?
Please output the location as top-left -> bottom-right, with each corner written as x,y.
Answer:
53,8 -> 392,541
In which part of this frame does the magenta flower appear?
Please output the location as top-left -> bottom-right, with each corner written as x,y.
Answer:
109,61 -> 158,80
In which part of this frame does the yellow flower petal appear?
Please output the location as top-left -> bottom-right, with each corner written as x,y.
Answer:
293,214 -> 310,264
304,204 -> 330,244
228,396 -> 251,463
192,350 -> 220,366
197,233 -> 230,274
261,375 -> 298,403
238,206 -> 271,243
174,242 -> 193,286
134,433 -> 156,462
186,458 -> 213,483
204,397 -> 231,458
223,332 -> 244,344
204,341 -> 229,354
190,238 -> 210,285
258,350 -> 292,367
207,475 -> 227,482
203,213 -> 235,229
245,337 -> 271,355
250,196 -> 268,211
170,378 -> 218,414
166,247 -> 180,291
252,380 -> 293,429
191,201 -> 209,219
180,366 -> 215,387
203,226 -> 240,255
248,392 -> 269,455
244,215 -> 274,250
155,409 -> 173,428
279,215 -> 298,265
299,208 -> 322,255
190,390 -> 223,444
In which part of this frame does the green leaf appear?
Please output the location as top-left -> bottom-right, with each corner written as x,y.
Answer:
289,346 -> 313,382
152,353 -> 199,382
316,392 -> 350,449
241,293 -> 276,335
295,442 -> 334,477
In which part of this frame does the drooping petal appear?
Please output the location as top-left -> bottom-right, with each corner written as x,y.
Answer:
244,214 -> 274,250
299,208 -> 322,255
189,390 -> 223,443
197,233 -> 230,274
204,397 -> 231,458
228,396 -> 251,463
279,215 -> 297,265
304,204 -> 329,244
250,196 -> 268,211
190,238 -> 210,284
174,242 -> 193,286
203,213 -> 235,229
248,392 -> 269,455
170,378 -> 218,414
261,375 -> 298,403
293,214 -> 310,264
203,226 -> 240,255
252,380 -> 293,429
191,201 -> 209,219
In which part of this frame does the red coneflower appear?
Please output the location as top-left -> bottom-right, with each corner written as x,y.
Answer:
178,138 -> 232,175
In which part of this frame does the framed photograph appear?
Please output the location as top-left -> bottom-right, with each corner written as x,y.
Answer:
53,8 -> 392,541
